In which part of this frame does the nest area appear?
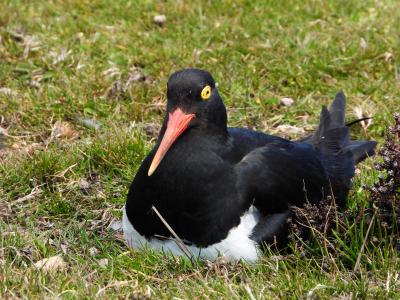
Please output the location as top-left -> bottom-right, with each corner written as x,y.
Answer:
289,113 -> 400,254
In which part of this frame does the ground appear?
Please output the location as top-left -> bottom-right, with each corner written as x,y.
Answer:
0,0 -> 399,298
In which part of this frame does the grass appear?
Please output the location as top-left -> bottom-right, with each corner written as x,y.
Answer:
0,0 -> 399,298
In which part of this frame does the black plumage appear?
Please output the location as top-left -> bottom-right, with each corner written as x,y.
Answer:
124,69 -> 376,260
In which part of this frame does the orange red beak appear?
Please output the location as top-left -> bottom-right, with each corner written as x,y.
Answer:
148,108 -> 195,176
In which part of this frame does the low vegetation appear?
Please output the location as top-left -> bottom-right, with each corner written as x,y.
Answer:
1,0 -> 399,298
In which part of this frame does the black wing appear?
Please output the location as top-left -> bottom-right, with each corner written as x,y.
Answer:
235,141 -> 329,214
227,127 -> 287,163
234,140 -> 330,248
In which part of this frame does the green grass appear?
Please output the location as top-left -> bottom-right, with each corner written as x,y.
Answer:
1,0 -> 399,298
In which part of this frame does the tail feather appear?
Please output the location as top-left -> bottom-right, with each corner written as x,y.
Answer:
321,126 -> 350,153
328,91 -> 346,128
308,93 -> 350,154
304,91 -> 377,206
308,91 -> 376,162
343,140 -> 377,164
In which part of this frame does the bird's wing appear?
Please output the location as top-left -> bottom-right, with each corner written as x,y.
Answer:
227,127 -> 288,163
235,141 -> 329,214
234,140 -> 330,248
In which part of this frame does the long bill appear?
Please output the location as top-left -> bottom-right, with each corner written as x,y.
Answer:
148,108 -> 195,176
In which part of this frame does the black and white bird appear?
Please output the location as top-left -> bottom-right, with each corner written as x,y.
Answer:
123,69 -> 376,262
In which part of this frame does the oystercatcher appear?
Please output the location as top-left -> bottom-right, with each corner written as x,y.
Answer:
123,69 -> 376,262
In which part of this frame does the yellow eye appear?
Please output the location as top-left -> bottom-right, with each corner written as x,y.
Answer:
201,85 -> 211,100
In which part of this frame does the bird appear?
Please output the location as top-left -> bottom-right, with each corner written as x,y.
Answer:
123,68 -> 376,262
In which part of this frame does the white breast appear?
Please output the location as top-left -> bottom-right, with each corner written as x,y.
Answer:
122,205 -> 261,262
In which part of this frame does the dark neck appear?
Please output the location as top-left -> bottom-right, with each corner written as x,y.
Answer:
155,120 -> 230,159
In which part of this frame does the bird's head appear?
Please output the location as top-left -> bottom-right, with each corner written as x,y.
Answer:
148,68 -> 227,176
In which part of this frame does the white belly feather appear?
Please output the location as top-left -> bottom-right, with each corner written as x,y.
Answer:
122,206 -> 261,262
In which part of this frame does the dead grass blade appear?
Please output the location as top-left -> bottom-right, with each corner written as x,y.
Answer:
353,213 -> 375,272
151,205 -> 194,263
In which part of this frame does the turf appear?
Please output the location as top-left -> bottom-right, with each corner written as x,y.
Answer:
1,0 -> 399,298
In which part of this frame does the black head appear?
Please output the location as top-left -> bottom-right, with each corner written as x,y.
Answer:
166,68 -> 227,129
147,68 -> 228,176
167,68 -> 215,104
